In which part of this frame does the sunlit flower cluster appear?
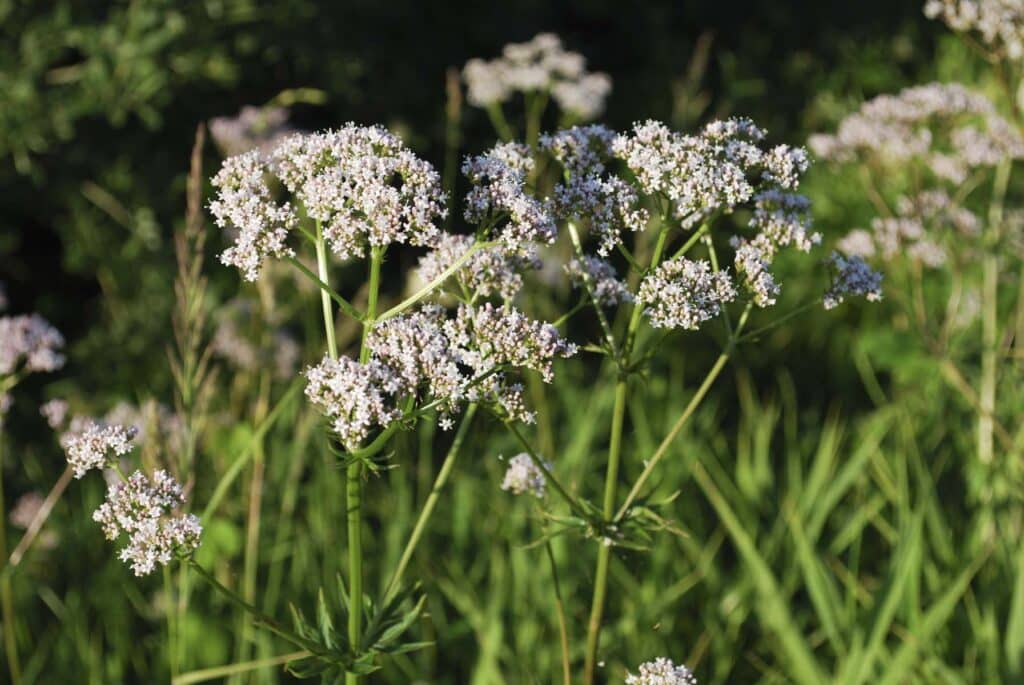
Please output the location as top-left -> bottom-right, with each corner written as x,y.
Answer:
62,420 -> 138,479
638,257 -> 737,329
613,119 -> 811,229
626,657 -> 698,685
500,453 -> 548,497
463,33 -> 612,120
565,255 -> 634,306
93,470 -> 202,576
273,126 -> 447,260
925,0 -> 1024,59
416,234 -> 540,301
0,313 -> 66,375
823,252 -> 884,309
210,150 -> 299,281
304,356 -> 405,450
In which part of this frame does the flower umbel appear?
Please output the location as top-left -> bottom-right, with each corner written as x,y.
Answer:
500,453 -> 548,497
637,257 -> 737,329
62,421 -> 138,479
625,657 -> 698,685
823,252 -> 884,309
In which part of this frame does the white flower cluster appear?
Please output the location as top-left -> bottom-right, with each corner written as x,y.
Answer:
209,105 -> 294,156
824,252 -> 884,310
274,126 -> 447,260
416,234 -> 540,301
463,33 -> 612,120
565,255 -> 634,306
809,83 -> 1024,183
93,470 -> 202,577
925,0 -> 1024,59
729,239 -> 780,308
836,190 -> 980,268
62,421 -> 139,479
463,142 -> 558,248
500,453 -> 548,497
0,313 -> 66,375
304,356 -> 405,451
613,119 -> 810,229
40,398 -> 69,429
626,657 -> 698,685
307,303 -> 576,441
211,125 -> 446,280
210,150 -> 299,281
637,258 -> 737,329
543,125 -> 649,255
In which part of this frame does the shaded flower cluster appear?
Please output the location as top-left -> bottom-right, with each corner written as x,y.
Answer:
808,82 -> 1024,183
0,313 -> 66,375
823,252 -> 884,310
93,470 -> 202,576
463,33 -> 612,120
638,257 -> 737,329
209,105 -> 294,156
500,453 -> 548,497
415,234 -> 540,301
626,657 -> 698,685
463,142 -> 558,249
543,125 -> 649,255
565,255 -> 634,306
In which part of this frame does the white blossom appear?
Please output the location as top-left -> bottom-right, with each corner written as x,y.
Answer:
209,105 -> 294,156
62,421 -> 138,479
638,258 -> 737,329
92,470 -> 202,576
463,142 -> 557,248
925,0 -> 1024,60
500,453 -> 548,497
0,314 -> 65,375
273,126 -> 447,261
210,150 -> 299,281
565,255 -> 634,306
730,238 -> 780,308
626,657 -> 698,685
40,399 -> 69,429
415,234 -> 540,301
304,356 -> 406,451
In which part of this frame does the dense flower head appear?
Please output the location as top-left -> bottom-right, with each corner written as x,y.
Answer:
463,142 -> 558,248
638,257 -> 737,329
925,0 -> 1024,59
824,252 -> 884,309
415,234 -> 540,301
92,470 -> 202,576
62,421 -> 138,479
304,356 -> 405,451
462,33 -> 612,119
273,125 -> 447,261
626,657 -> 698,685
0,313 -> 66,375
747,191 -> 820,256
809,83 -> 1024,183
210,150 -> 299,281
613,119 -> 810,228
450,302 -> 577,383
209,105 -> 294,156
565,255 -> 634,306
544,125 -> 649,255
500,453 -> 548,497
730,238 -> 781,308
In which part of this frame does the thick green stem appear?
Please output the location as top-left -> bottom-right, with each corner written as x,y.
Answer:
314,223 -> 339,359
384,403 -> 477,600
583,226 -> 670,684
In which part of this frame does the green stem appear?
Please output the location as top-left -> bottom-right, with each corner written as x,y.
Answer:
503,421 -> 587,518
315,222 -> 339,359
164,566 -> 179,679
172,651 -> 310,685
0,432 -> 23,685
567,221 -> 618,353
486,103 -> 515,142
287,255 -> 362,322
670,222 -> 710,261
583,226 -> 670,684
545,540 -> 572,685
979,159 -> 1010,465
383,403 -> 478,600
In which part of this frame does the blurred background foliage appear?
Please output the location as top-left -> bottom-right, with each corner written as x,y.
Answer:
4,1 -> 1021,683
